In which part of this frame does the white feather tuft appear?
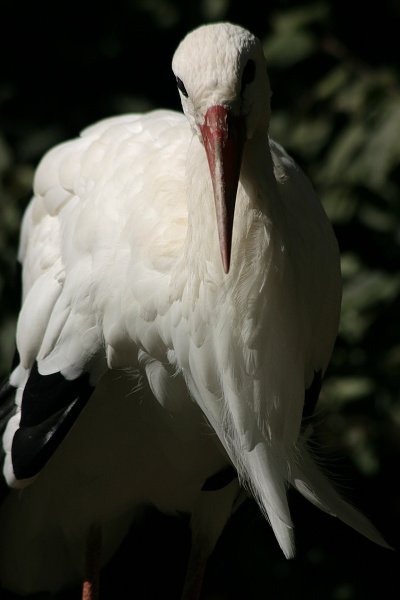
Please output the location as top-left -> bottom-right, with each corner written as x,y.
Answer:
291,444 -> 391,549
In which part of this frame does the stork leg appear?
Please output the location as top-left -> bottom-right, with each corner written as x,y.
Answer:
82,524 -> 102,600
181,534 -> 208,600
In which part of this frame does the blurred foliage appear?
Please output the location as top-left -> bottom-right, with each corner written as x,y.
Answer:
1,0 -> 400,598
264,1 -> 400,482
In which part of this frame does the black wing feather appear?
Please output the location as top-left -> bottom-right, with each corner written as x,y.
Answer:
10,361 -> 94,481
0,367 -> 18,499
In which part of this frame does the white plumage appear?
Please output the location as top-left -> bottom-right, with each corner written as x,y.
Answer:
0,22 -> 387,597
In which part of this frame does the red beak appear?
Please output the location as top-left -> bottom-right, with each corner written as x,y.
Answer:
200,105 -> 246,273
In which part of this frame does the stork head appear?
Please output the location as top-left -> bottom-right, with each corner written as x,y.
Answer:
172,23 -> 271,273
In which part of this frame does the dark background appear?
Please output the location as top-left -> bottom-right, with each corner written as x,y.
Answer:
1,0 -> 399,598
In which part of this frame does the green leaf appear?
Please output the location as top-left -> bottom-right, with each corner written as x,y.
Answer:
264,31 -> 316,68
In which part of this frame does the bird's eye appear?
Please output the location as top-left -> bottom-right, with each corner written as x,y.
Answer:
241,59 -> 256,92
176,77 -> 189,98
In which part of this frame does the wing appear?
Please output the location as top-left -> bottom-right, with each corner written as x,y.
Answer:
239,141 -> 386,553
1,110 -> 191,489
2,172 -> 102,487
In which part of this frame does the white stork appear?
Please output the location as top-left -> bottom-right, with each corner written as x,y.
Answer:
0,22 -> 387,599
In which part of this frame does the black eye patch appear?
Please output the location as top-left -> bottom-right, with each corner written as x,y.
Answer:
241,59 -> 256,92
176,76 -> 189,98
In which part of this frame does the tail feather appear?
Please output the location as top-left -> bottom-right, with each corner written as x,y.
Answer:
291,446 -> 391,549
246,443 -> 295,559
210,401 -> 296,559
